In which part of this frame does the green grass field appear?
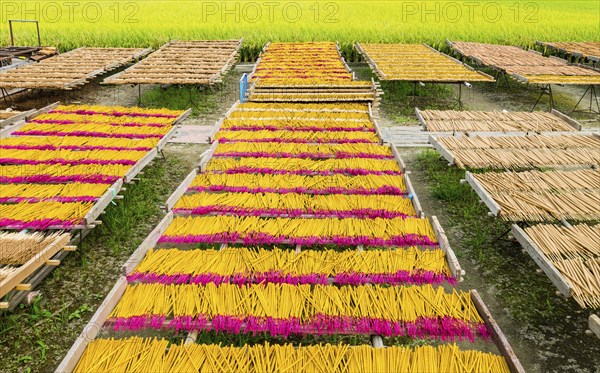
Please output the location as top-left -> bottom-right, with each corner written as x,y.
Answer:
1,1 -> 598,60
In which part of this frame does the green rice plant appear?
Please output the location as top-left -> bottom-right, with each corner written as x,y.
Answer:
0,1 -> 597,60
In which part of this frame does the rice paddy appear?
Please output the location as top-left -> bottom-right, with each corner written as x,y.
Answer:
1,1 -> 598,59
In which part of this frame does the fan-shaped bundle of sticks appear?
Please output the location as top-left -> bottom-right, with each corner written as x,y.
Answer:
0,231 -> 65,265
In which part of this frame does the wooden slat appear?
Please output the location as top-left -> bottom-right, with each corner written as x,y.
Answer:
55,277 -> 128,373
373,119 -> 386,144
199,141 -> 218,172
550,109 -> 582,131
124,149 -> 158,183
0,102 -> 60,138
415,107 -> 428,130
122,212 -> 174,274
0,233 -> 71,298
465,172 -> 502,216
511,224 -> 573,297
429,135 -> 456,165
390,145 -> 407,173
430,216 -> 463,281
83,179 -> 123,225
0,109 -> 34,128
155,108 -> 192,151
471,290 -> 525,373
166,168 -> 197,211
405,174 -> 422,217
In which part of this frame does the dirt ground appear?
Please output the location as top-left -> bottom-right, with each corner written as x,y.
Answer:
0,63 -> 599,372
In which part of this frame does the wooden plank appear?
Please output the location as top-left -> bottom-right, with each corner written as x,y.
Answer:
550,109 -> 582,131
0,102 -> 60,138
0,109 -> 34,127
390,145 -> 407,173
465,172 -> 502,216
124,149 -> 158,183
166,168 -> 197,211
83,179 -> 123,225
199,141 -> 218,172
429,135 -> 456,165
415,107 -> 428,130
373,119 -> 386,144
157,125 -> 179,152
430,216 -> 463,281
589,315 -> 600,339
511,224 -> 573,297
471,290 -> 525,373
404,174 -> 422,217
208,102 -> 240,141
367,102 -> 374,120
224,100 -> 240,117
55,277 -> 128,373
173,108 -> 193,126
209,118 -> 224,142
122,212 -> 174,274
0,234 -> 70,298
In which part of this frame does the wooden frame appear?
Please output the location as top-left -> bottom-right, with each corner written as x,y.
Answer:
550,109 -> 582,130
165,168 -> 197,211
355,42 -> 495,83
199,141 -> 218,172
156,108 -> 192,151
2,229 -> 92,311
404,174 -> 422,218
0,102 -> 60,138
414,107 -> 427,130
430,216 -> 464,281
55,277 -> 128,373
0,233 -> 71,302
102,40 -> 242,86
390,145 -> 407,173
209,101 -> 240,142
0,48 -> 152,90
465,172 -> 502,216
83,179 -> 124,226
511,224 -> 573,297
471,290 -> 525,373
124,149 -> 158,183
429,135 -> 456,165
122,212 -> 174,274
372,121 -> 386,145
0,108 -> 34,127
